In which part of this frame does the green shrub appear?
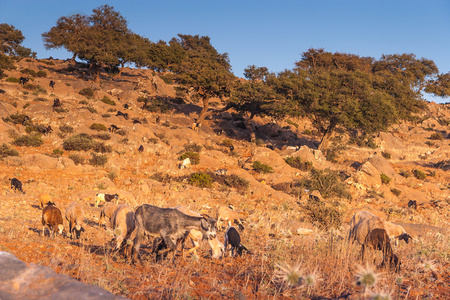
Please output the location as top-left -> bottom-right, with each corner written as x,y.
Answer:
252,161 -> 274,174
139,96 -> 170,113
2,113 -> 30,125
92,142 -> 112,153
36,70 -> 47,77
90,123 -> 108,131
179,152 -> 200,165
69,154 -> 84,165
390,188 -> 402,196
93,133 -> 111,140
59,125 -> 74,134
63,134 -> 95,151
381,151 -> 391,159
302,129 -> 313,135
20,68 -> 37,76
100,96 -> 116,106
89,153 -> 108,166
13,133 -> 43,147
303,195 -> 342,230
52,148 -> 64,157
43,60 -> 55,66
298,168 -> 351,199
380,173 -> 391,185
85,106 -> 97,114
413,169 -> 427,180
79,87 -> 94,98
115,129 -> 127,136
107,171 -> 117,181
184,143 -> 202,153
211,173 -> 249,193
430,132 -> 444,140
189,172 -> 212,188
0,143 -> 19,158
221,139 -> 234,148
6,77 -> 19,83
284,156 -> 313,171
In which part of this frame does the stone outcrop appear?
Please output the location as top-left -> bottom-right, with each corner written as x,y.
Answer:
0,252 -> 128,300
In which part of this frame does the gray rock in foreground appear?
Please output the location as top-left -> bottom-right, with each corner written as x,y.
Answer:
0,252 -> 128,300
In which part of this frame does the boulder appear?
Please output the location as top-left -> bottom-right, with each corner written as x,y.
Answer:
0,251 -> 127,299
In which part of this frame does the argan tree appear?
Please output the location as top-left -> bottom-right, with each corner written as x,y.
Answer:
169,34 -> 235,125
0,23 -> 33,78
43,5 -> 145,82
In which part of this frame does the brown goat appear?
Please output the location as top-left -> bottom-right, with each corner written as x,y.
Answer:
362,228 -> 400,272
42,205 -> 64,238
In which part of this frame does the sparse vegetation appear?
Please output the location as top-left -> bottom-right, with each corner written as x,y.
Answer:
430,132 -> 444,140
189,172 -> 212,188
89,153 -> 108,166
13,133 -> 44,147
380,173 -> 391,185
284,156 -> 313,171
302,193 -> 342,230
0,143 -> 19,158
68,154 -> 84,165
63,134 -> 95,151
252,161 -> 274,174
90,123 -> 108,131
179,152 -> 200,165
79,87 -> 94,98
100,96 -> 116,106
413,169 -> 427,180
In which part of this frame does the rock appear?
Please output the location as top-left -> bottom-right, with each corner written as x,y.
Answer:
0,251 -> 127,299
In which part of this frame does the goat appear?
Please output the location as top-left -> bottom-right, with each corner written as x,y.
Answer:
95,193 -> 119,208
109,124 -> 120,133
224,226 -> 248,257
130,204 -> 217,262
52,98 -> 61,109
116,111 -> 129,120
173,205 -> 224,259
99,202 -> 119,228
123,103 -> 129,109
213,169 -> 228,176
65,202 -> 85,240
38,193 -> 55,209
408,200 -> 417,210
19,77 -> 29,85
213,129 -> 223,136
349,210 -> 411,247
362,228 -> 401,272
9,178 -> 24,194
155,116 -> 160,124
132,119 -> 142,124
110,204 -> 135,257
49,80 -> 55,89
138,145 -> 144,153
42,205 -> 64,237
42,125 -> 53,135
217,206 -> 244,230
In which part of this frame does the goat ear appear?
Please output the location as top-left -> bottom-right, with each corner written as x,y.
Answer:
201,219 -> 210,231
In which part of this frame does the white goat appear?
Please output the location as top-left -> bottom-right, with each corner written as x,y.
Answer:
110,204 -> 135,257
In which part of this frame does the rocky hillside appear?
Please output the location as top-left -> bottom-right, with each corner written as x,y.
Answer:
0,58 -> 449,299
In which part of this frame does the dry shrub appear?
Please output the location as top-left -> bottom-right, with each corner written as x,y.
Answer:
252,161 -> 274,174
0,143 -> 19,158
284,156 -> 313,171
302,196 -> 342,230
13,133 -> 43,147
189,172 -> 212,188
63,134 -> 95,151
89,153 -> 108,166
69,154 -> 84,165
179,152 -> 200,165
90,123 -> 108,131
299,168 -> 351,200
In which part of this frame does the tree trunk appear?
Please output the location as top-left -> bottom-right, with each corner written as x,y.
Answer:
90,62 -> 101,84
196,97 -> 211,125
317,124 -> 336,151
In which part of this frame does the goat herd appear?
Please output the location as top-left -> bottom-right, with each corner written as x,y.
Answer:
9,177 -> 411,272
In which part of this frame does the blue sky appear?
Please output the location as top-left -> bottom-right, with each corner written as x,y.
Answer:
1,0 -> 449,103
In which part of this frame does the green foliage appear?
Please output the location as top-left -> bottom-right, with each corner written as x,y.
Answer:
100,96 -> 116,106
299,168 -> 351,199
2,113 -> 29,125
90,123 -> 108,131
413,169 -> 427,180
63,133 -> 95,151
79,87 -> 94,98
381,151 -> 391,159
284,156 -> 313,171
89,153 -> 108,166
303,195 -> 342,231
13,133 -> 44,147
430,132 -> 444,140
93,133 -> 111,140
189,172 -> 212,188
59,125 -> 74,134
92,142 -> 112,153
139,96 -> 171,113
6,77 -> 19,82
184,143 -> 202,153
0,143 -> 19,158
390,188 -> 402,196
252,161 -> 274,174
36,70 -> 47,77
20,68 -> 37,76
380,173 -> 391,185
179,152 -> 200,165
52,148 -> 64,157
211,173 -> 249,193
221,139 -> 234,148
69,154 -> 84,165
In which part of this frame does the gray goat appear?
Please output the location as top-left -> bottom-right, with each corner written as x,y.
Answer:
130,204 -> 217,262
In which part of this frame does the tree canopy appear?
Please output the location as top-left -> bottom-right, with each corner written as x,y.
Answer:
0,23 -> 33,78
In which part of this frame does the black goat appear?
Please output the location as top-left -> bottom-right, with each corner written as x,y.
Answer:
42,126 -> 53,135
123,103 -> 129,109
52,98 -> 61,109
138,145 -> 144,153
224,226 -> 248,257
408,200 -> 417,210
109,124 -> 119,133
49,80 -> 55,89
19,77 -> 29,85
9,178 -> 25,194
116,111 -> 129,120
